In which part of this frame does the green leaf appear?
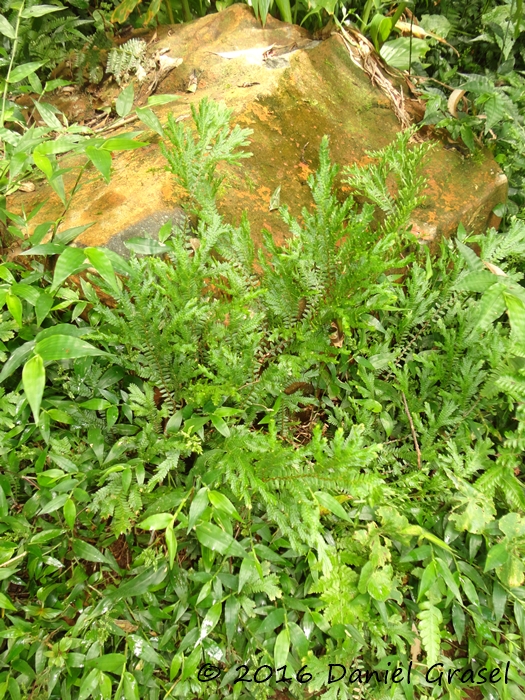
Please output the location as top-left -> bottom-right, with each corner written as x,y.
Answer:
106,563 -> 168,600
35,335 -> 108,362
123,237 -> 167,255
35,293 -> 54,326
39,493 -> 69,515
485,542 -> 510,572
22,354 -> 45,423
199,601 -> 222,641
84,247 -> 119,293
111,0 -> 141,24
116,84 -> 134,118
225,596 -> 239,644
0,485 -> 7,518
135,107 -> 164,137
79,399 -> 111,410
367,568 -> 392,601
476,282 -> 507,332
455,270 -> 497,292
274,627 -> 290,669
86,147 -> 112,184
208,491 -> 242,521
78,668 -> 99,700
123,671 -> 139,700
64,499 -> 76,529
147,94 -> 180,106
0,591 -> 16,610
0,340 -> 35,382
6,293 -> 22,326
210,414 -> 230,437
165,523 -> 177,569
50,247 -> 87,292
187,487 -> 209,530
435,558 -> 462,604
101,138 -> 147,151
21,4 -> 63,17
493,580 -> 507,623
380,38 -> 429,70
0,15 -> 15,39
452,601 -> 465,644
138,513 -> 173,530
417,602 -> 442,665
86,654 -> 126,674
72,540 -> 111,565
505,293 -> 525,347
8,62 -> 44,83
33,101 -> 62,129
195,522 -> 247,558
315,491 -> 351,521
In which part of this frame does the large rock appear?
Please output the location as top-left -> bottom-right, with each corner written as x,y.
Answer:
8,5 -> 507,252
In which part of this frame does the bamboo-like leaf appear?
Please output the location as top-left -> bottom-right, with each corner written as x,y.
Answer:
50,247 -> 87,292
35,335 -> 108,362
22,354 -> 45,423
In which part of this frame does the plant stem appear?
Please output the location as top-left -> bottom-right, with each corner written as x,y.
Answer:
0,3 -> 24,130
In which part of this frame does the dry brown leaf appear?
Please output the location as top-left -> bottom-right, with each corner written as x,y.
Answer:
395,21 -> 459,56
447,88 -> 467,118
113,619 -> 138,633
483,260 -> 507,276
18,181 -> 35,193
410,622 -> 421,664
187,69 -> 198,93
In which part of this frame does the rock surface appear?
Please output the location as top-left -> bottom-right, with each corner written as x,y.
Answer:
8,5 -> 507,252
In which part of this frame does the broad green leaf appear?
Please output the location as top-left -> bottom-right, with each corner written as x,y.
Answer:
367,567 -> 392,601
195,522 -> 247,558
39,493 -> 69,515
143,0 -> 162,24
435,558 -> 462,604
21,4 -> 63,17
111,0 -> 141,24
493,580 -> 507,623
35,293 -> 54,326
138,513 -> 173,530
116,84 -> 134,118
6,293 -> 22,326
187,487 -> 209,530
85,654 -> 126,674
50,247 -> 87,291
418,560 -> 437,602
86,146 -> 112,184
476,282 -> 507,332
55,224 -> 94,245
135,107 -> 164,137
106,563 -> 168,600
64,499 -> 76,529
147,94 -> 180,106
199,601 -> 222,642
33,102 -> 62,129
22,354 -> 45,423
123,237 -> 167,255
165,523 -> 177,569
123,672 -> 139,700
72,539 -> 111,565
452,601 -> 465,643
79,399 -> 111,410
0,485 -> 7,518
35,335 -> 108,362
8,62 -> 44,83
505,293 -> 525,347
274,627 -> 290,669
380,38 -> 429,70
485,542 -> 510,572
0,15 -> 15,39
85,247 -> 119,293
0,340 -> 35,382
315,491 -> 351,521
101,138 -> 147,151
78,668 -> 99,700
224,596 -> 239,644
208,491 -> 242,521
0,591 -> 16,610
210,414 -> 230,437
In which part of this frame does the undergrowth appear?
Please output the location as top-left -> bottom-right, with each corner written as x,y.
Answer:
0,99 -> 525,700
